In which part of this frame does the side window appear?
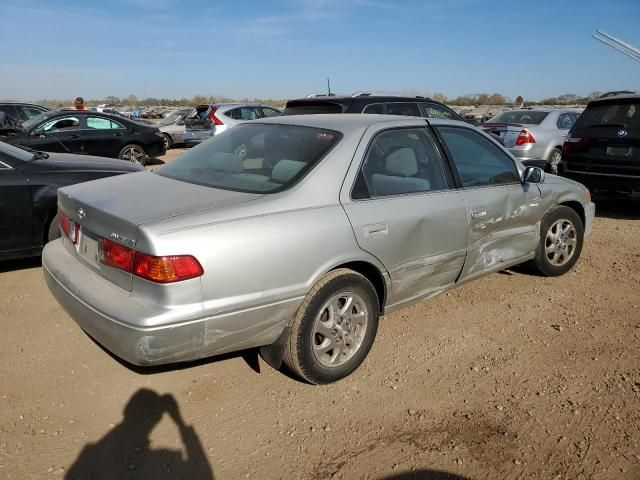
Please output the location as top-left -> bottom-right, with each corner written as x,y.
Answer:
385,102 -> 421,117
362,103 -> 384,114
261,107 -> 281,118
437,126 -> 519,188
420,103 -> 457,120
42,116 -> 80,132
227,107 -> 259,121
0,105 -> 20,122
353,128 -> 449,199
556,113 -> 576,130
87,116 -> 124,129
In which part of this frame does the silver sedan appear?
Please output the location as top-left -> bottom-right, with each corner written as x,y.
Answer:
43,114 -> 595,384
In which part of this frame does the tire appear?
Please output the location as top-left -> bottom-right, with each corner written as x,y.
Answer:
161,133 -> 172,150
531,206 -> 584,277
47,214 -> 61,242
283,268 -> 380,384
118,144 -> 147,166
547,148 -> 562,175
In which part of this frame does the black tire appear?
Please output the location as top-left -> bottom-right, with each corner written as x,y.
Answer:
161,133 -> 172,150
47,214 -> 61,242
118,144 -> 147,166
283,268 -> 379,384
531,206 -> 584,277
547,148 -> 562,175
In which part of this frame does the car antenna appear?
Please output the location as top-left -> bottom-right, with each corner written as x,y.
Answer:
327,77 -> 332,96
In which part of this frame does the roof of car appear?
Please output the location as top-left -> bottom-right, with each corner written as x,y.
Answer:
251,113 -> 467,133
287,95 -> 433,105
589,93 -> 640,103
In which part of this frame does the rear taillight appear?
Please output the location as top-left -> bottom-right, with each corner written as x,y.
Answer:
99,238 -> 135,271
208,107 -> 224,126
58,210 -> 79,244
562,136 -> 587,155
515,129 -> 536,146
97,237 -> 203,283
133,253 -> 203,283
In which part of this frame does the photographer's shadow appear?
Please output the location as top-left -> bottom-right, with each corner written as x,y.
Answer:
65,389 -> 214,480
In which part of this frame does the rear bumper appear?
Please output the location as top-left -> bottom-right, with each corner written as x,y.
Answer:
561,168 -> 640,196
183,129 -> 212,147
42,240 -> 300,366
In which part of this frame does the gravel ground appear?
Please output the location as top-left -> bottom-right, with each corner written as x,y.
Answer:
0,149 -> 638,479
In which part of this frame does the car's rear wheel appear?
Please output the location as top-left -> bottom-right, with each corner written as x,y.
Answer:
118,144 -> 147,166
47,214 -> 61,243
531,206 -> 584,276
161,133 -> 172,150
547,148 -> 562,174
283,269 -> 379,384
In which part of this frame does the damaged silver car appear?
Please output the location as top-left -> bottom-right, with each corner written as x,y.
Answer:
43,114 -> 595,384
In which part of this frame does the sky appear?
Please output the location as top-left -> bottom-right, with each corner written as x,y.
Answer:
1,0 -> 639,102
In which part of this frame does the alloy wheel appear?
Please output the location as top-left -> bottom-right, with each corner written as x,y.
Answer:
545,218 -> 577,266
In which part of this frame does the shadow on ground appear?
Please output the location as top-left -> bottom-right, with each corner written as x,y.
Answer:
382,470 -> 469,479
65,389 -> 214,480
146,157 -> 166,166
0,256 -> 41,273
594,197 -> 640,220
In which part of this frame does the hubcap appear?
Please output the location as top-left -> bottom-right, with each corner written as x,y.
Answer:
123,146 -> 144,164
545,218 -> 577,266
550,151 -> 562,174
311,291 -> 369,368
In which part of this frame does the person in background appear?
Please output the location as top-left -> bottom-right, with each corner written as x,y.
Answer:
74,97 -> 87,111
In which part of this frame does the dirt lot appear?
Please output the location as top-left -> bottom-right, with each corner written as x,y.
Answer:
0,149 -> 638,479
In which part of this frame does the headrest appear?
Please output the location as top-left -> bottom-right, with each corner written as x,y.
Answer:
385,148 -> 418,177
208,153 -> 243,173
272,159 -> 305,183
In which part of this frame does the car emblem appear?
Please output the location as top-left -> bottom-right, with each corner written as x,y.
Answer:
617,129 -> 627,138
77,208 -> 86,222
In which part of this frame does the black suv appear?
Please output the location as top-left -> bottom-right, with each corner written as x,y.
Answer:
282,92 -> 463,121
560,92 -> 640,198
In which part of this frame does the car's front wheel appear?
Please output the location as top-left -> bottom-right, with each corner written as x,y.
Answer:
118,144 -> 147,166
547,148 -> 562,174
283,269 -> 379,384
532,206 -> 584,276
161,133 -> 172,150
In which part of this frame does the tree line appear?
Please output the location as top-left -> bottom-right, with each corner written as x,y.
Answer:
34,91 -> 610,109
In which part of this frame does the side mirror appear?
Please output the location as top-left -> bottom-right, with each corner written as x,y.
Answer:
523,166 -> 545,184
32,127 -> 45,136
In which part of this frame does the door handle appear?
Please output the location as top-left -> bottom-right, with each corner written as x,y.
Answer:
471,207 -> 487,219
113,132 -> 123,137
70,134 -> 80,139
363,223 -> 388,238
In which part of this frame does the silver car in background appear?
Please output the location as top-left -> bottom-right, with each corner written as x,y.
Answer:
43,114 -> 594,385
157,108 -> 192,149
183,103 -> 281,147
482,109 -> 581,173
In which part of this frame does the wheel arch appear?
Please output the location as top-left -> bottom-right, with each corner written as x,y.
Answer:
329,260 -> 388,314
558,200 -> 585,228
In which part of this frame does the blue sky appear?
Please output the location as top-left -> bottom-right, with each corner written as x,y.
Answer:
1,0 -> 639,101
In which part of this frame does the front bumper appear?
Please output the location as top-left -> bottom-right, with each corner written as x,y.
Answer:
42,240 -> 300,366
584,201 -> 596,238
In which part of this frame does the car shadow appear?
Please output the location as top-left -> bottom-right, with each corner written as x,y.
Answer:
381,471 -> 469,479
146,157 -> 166,166
0,256 -> 42,273
64,388 -> 214,480
594,197 -> 640,220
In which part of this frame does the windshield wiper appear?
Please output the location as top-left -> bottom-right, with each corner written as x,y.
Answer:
31,151 -> 50,160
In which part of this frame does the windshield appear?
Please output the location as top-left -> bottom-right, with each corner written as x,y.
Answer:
158,111 -> 184,126
575,102 -> 640,129
156,123 -> 342,193
487,111 -> 549,125
0,139 -> 34,162
22,111 -> 52,130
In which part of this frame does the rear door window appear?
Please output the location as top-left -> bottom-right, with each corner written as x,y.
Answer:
261,107 -> 281,118
420,103 -> 458,120
226,107 -> 261,121
87,116 -> 124,129
385,102 -> 421,117
437,126 -> 520,188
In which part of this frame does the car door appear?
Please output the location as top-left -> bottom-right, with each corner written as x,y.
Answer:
0,157 -> 33,252
27,115 -> 83,154
341,125 -> 468,310
435,125 -> 543,281
84,115 -> 127,157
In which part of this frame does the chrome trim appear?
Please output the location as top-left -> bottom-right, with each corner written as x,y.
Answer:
0,160 -> 13,169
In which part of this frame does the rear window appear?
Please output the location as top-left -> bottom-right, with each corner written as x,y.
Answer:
156,123 -> 342,193
575,101 -> 640,129
282,102 -> 343,115
488,111 -> 549,125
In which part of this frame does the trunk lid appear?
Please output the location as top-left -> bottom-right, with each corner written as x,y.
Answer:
58,171 -> 262,290
184,104 -> 213,131
481,123 -> 525,147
